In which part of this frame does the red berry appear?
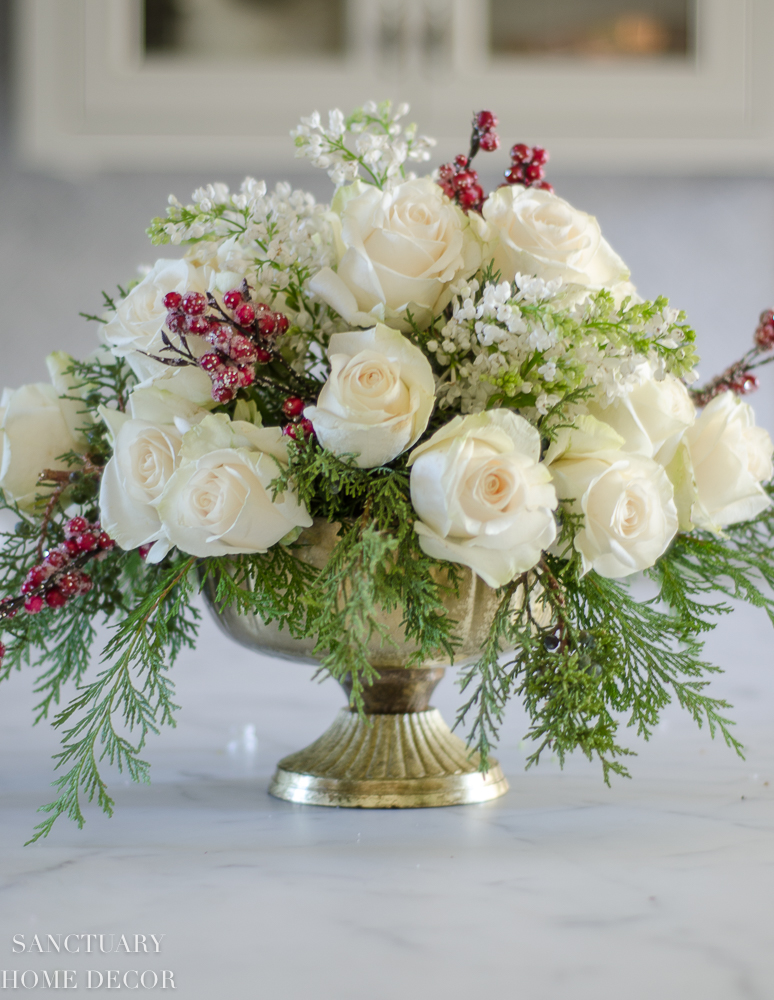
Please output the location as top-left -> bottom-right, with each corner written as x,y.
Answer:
24,595 -> 44,614
235,302 -> 256,327
235,366 -> 255,388
64,539 -> 80,556
537,181 -> 554,193
255,347 -> 272,364
524,162 -> 545,183
457,185 -> 484,210
163,291 -> 182,310
504,165 -> 526,185
531,146 -> 549,166
77,532 -> 98,552
282,396 -> 305,418
200,352 -> 225,374
45,588 -> 68,609
454,154 -> 469,168
228,333 -> 257,362
211,384 -> 236,404
186,314 -> 210,335
206,325 -> 233,353
282,424 -> 298,439
453,170 -> 478,189
257,313 -> 277,337
181,291 -> 206,316
57,572 -> 80,597
25,564 -> 50,588
510,143 -> 531,163
166,311 -> 187,334
138,544 -> 154,561
299,418 -> 315,438
98,532 -> 115,550
476,110 -> 497,131
438,163 -> 455,181
478,131 -> 499,152
223,288 -> 244,310
65,517 -> 88,538
45,550 -> 68,569
76,573 -> 93,596
274,314 -> 289,335
0,641 -> 5,661
755,312 -> 774,349
220,368 -> 240,389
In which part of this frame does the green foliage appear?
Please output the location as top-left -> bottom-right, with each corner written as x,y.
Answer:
456,553 -> 741,783
27,554 -> 199,843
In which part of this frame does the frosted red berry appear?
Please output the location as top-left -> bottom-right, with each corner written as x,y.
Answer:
531,146 -> 549,166
524,162 -> 545,182
510,143 -> 531,162
45,550 -> 68,569
206,326 -> 233,353
476,110 -> 497,131
257,313 -> 277,337
298,418 -> 315,437
181,291 -> 206,316
76,574 -> 93,596
166,311 -> 187,334
24,595 -> 44,614
57,572 -> 80,597
186,315 -> 210,335
211,384 -> 236,404
77,532 -> 98,552
235,303 -> 256,327
138,544 -> 154,561
65,517 -> 88,538
98,532 -> 115,550
454,154 -> 469,168
282,396 -> 305,418
200,352 -> 225,374
45,588 -> 68,609
228,333 -> 257,362
755,310 -> 774,349
163,291 -> 182,310
537,181 -> 554,192
223,288 -> 243,310
255,347 -> 272,364
478,131 -> 499,152
275,314 -> 289,335
235,366 -> 255,388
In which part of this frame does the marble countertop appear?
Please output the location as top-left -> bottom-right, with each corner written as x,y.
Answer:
1,596 -> 773,1000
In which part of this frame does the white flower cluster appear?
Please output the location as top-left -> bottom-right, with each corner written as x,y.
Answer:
427,277 -> 695,417
291,101 -> 436,187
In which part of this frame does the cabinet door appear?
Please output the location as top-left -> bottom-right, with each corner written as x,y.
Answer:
15,0 -> 774,174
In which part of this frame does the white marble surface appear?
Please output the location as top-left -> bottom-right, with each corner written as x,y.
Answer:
1,594 -> 773,1000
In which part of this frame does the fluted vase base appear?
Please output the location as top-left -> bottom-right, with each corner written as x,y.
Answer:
269,670 -> 508,808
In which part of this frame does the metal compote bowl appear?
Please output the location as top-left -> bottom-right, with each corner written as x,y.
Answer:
202,520 -> 511,808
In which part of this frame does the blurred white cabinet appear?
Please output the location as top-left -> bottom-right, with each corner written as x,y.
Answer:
15,0 -> 774,174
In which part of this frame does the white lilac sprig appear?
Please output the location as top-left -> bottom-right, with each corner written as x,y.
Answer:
291,100 -> 436,189
426,277 -> 699,417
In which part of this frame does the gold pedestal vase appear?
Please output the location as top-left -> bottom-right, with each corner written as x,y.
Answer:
203,521 -> 511,808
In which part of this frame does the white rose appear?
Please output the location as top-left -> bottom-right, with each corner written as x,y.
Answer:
0,356 -> 88,509
680,392 -> 773,531
102,259 -> 211,357
156,414 -> 312,558
588,373 -> 695,466
310,178 -> 481,330
98,388 -> 209,562
407,410 -> 557,588
481,185 -> 629,290
548,440 -> 678,578
305,324 -> 436,468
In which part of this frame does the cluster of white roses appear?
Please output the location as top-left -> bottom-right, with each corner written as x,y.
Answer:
1,103 -> 771,597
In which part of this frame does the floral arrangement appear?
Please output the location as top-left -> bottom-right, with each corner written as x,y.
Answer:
3,101 -> 774,842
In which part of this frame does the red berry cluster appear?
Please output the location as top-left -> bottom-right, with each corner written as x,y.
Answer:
727,371 -> 760,396
162,287 -> 290,405
437,111 -> 501,215
503,144 -> 553,192
438,156 -> 486,213
755,309 -> 774,350
280,396 -> 314,440
472,110 -> 500,154
17,517 -> 114,615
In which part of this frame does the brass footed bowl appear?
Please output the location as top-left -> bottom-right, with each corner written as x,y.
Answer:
202,520 -> 510,808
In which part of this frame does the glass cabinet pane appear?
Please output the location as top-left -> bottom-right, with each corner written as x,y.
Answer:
144,0 -> 346,60
489,0 -> 693,59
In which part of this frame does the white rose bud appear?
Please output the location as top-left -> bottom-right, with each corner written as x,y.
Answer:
681,391 -> 773,531
408,410 -> 558,589
156,414 -> 312,558
305,324 -> 436,468
310,177 -> 481,330
481,186 -> 629,290
549,443 -> 678,578
588,373 -> 695,466
98,388 -> 209,562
